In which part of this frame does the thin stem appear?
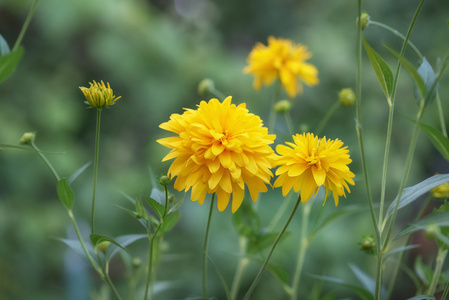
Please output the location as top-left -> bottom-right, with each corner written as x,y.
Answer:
230,237 -> 249,300
243,194 -> 302,300
291,201 -> 311,300
436,93 -> 448,137
12,0 -> 40,51
95,250 -> 123,300
284,112 -> 295,136
315,101 -> 340,136
31,140 -> 60,182
427,248 -> 448,295
202,193 -> 215,299
91,108 -> 102,234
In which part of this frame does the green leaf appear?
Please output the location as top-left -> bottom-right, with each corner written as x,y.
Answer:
0,34 -> 10,56
266,262 -> 289,285
114,205 -> 147,228
310,274 -> 374,300
135,197 -> 148,220
0,47 -> 24,83
363,38 -> 394,99
57,178 -> 74,210
247,231 -> 290,255
416,57 -> 438,104
385,44 -> 426,100
384,245 -> 420,259
387,174 -> 449,217
67,162 -> 91,184
144,196 -> 165,220
105,234 -> 146,261
57,238 -> 98,268
0,144 -> 34,151
90,233 -> 129,257
407,296 -> 436,300
418,122 -> 449,161
395,211 -> 449,240
160,211 -> 181,234
349,264 -> 376,296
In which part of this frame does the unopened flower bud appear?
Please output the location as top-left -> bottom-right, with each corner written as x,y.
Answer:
159,174 -> 172,186
431,182 -> 449,199
356,13 -> 370,30
132,257 -> 142,269
338,88 -> 356,106
273,100 -> 292,114
19,132 -> 35,145
360,236 -> 375,254
198,79 -> 215,96
425,224 -> 441,240
97,241 -> 110,254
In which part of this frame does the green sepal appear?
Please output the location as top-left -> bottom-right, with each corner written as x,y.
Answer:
362,37 -> 393,100
144,196 -> 165,220
0,46 -> 24,83
57,178 -> 74,210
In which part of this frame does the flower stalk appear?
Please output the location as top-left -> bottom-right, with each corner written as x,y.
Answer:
91,108 -> 102,234
202,194 -> 215,299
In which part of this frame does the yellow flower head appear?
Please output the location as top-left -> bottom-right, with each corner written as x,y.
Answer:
244,36 -> 319,98
273,133 -> 355,206
79,80 -> 122,108
157,96 -> 277,213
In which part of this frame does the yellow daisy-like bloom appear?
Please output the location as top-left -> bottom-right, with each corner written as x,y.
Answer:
157,96 -> 277,213
79,80 -> 122,108
273,133 -> 355,206
244,36 -> 319,98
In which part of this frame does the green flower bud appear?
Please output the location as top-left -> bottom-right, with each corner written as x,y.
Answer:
425,223 -> 441,240
132,257 -> 142,269
273,100 -> 292,114
96,241 -> 110,254
360,235 -> 375,254
338,88 -> 356,106
158,174 -> 172,186
19,132 -> 35,145
198,79 -> 215,96
356,13 -> 370,30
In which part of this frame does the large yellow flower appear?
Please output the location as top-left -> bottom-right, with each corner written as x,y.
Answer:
244,36 -> 319,98
157,96 -> 277,213
273,133 -> 355,206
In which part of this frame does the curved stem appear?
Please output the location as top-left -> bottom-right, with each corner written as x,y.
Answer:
95,250 -> 123,300
91,108 -> 102,234
202,193 -> 215,299
315,101 -> 340,136
12,0 -> 40,51
291,201 -> 311,300
427,248 -> 448,295
230,237 -> 249,300
243,194 -> 301,300
31,141 -> 60,182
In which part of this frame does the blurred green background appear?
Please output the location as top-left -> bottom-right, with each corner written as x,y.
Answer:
1,0 -> 448,299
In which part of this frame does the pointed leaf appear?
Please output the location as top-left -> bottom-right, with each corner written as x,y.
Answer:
363,38 -> 393,99
149,186 -> 165,205
349,264 -> 376,296
68,162 -> 91,184
418,122 -> 449,161
0,47 -> 24,83
248,231 -> 290,255
57,178 -> 74,210
395,211 -> 449,240
90,233 -> 129,258
407,296 -> 436,300
310,274 -> 374,300
105,234 -> 147,261
385,44 -> 426,100
144,196 -> 165,220
384,244 -> 420,259
267,263 -> 290,285
416,57 -> 438,104
387,174 -> 449,217
56,238 -> 98,267
0,144 -> 34,151
168,194 -> 184,214
0,34 -> 10,56
160,211 -> 181,234
114,205 -> 147,228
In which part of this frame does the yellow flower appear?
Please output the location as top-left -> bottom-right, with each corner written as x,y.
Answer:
431,182 -> 449,199
157,96 -> 277,213
273,133 -> 355,206
244,36 -> 319,98
79,80 -> 122,108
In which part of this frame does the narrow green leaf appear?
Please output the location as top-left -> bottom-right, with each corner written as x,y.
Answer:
144,196 -> 165,220
0,47 -> 24,83
105,234 -> 146,261
0,144 -> 34,151
416,57 -> 438,104
114,205 -> 147,228
90,233 -> 129,256
208,257 -> 232,300
384,44 -> 426,100
56,238 -> 98,268
57,178 -> 74,210
418,122 -> 449,161
387,174 -> 449,217
0,34 -> 10,56
395,211 -> 449,240
168,194 -> 184,214
160,211 -> 181,234
363,38 -> 394,99
384,244 -> 420,259
135,197 -> 148,220
349,264 -> 376,296
68,162 -> 91,184
407,296 -> 436,300
266,263 -> 290,285
310,274 -> 374,300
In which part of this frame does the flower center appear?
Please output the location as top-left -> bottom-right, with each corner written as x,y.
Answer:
306,148 -> 323,169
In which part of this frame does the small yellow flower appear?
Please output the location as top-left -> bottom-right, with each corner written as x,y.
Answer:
431,182 -> 449,199
157,96 -> 277,213
244,36 -> 319,98
273,133 -> 355,206
79,80 -> 122,108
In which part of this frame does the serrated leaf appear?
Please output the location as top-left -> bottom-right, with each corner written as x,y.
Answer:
416,58 -> 438,104
395,211 -> 449,240
160,211 -> 181,234
0,47 -> 24,83
385,44 -> 426,100
67,162 -> 91,184
0,34 -> 10,56
387,174 -> 449,217
310,274 -> 374,300
57,178 -> 74,210
418,122 -> 449,161
363,38 -> 393,99
144,196 -> 165,220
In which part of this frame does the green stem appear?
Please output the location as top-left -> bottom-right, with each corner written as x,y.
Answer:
202,193 -> 215,299
95,250 -> 123,300
243,194 -> 302,300
12,0 -> 40,51
31,140 -> 60,182
284,112 -> 295,136
436,93 -> 448,137
91,108 -> 102,234
291,201 -> 311,300
230,237 -> 249,300
427,248 -> 448,295
315,101 -> 340,136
